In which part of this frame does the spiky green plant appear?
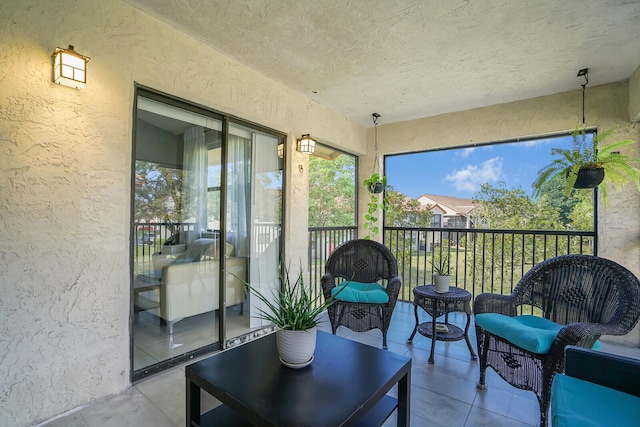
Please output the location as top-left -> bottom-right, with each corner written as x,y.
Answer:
240,262 -> 341,330
429,250 -> 450,276
533,127 -> 640,207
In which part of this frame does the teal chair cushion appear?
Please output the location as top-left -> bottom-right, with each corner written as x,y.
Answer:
475,313 -> 563,354
551,374 -> 640,427
331,281 -> 389,303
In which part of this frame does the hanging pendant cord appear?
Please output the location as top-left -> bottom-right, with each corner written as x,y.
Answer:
581,72 -> 589,125
372,113 -> 381,174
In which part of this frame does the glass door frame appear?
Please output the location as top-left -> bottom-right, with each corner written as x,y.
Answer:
130,84 -> 286,382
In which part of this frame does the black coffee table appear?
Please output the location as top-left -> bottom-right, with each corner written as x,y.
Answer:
186,331 -> 411,426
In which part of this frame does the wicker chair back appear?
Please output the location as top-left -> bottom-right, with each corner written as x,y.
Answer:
475,254 -> 640,427
321,239 -> 401,349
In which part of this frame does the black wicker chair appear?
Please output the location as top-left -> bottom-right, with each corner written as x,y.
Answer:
474,254 -> 640,427
321,239 -> 401,349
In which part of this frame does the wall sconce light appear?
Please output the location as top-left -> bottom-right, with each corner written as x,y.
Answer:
52,45 -> 90,89
297,134 -> 316,154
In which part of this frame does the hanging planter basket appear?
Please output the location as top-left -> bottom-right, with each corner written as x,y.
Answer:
573,167 -> 605,189
370,182 -> 385,193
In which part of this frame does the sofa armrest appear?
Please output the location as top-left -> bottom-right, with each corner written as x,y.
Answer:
564,346 -> 640,397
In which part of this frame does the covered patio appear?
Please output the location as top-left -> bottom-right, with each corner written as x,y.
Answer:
2,1 -> 640,426
40,302 -> 640,426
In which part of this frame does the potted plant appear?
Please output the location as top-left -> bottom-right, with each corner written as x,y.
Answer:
239,261 -> 341,368
363,173 -> 390,239
429,251 -> 451,293
532,126 -> 640,207
364,172 -> 387,194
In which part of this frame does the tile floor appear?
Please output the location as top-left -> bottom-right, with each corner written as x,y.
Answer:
40,301 -> 640,427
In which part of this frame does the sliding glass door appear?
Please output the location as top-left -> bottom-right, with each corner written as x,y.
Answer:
226,124 -> 282,334
131,88 -> 283,380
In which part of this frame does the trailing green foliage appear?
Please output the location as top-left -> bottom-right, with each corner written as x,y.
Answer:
363,173 -> 390,239
533,127 -> 640,207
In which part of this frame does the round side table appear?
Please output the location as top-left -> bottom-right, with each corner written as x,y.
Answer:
407,285 -> 477,364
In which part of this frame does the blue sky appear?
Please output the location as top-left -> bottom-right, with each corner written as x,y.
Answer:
385,134 -> 575,200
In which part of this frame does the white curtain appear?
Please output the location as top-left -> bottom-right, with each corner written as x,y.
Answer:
182,126 -> 208,231
226,127 -> 281,328
249,133 -> 281,328
227,134 -> 251,256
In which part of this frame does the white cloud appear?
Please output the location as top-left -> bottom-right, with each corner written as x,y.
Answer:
456,147 -> 477,159
444,157 -> 503,192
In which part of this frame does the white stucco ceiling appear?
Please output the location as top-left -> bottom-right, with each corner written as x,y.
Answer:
124,0 -> 640,128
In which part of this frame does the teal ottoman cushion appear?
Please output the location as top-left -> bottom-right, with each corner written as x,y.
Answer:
331,281 -> 389,303
475,313 -> 563,354
551,374 -> 640,427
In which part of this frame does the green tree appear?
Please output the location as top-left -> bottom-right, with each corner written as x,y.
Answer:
308,155 -> 355,227
569,190 -> 594,231
468,182 -> 568,294
535,175 -> 578,226
135,161 -> 185,222
472,182 -> 563,230
384,188 -> 434,293
385,187 -> 434,227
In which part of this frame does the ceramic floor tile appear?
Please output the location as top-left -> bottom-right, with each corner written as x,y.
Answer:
135,367 -> 185,426
39,413 -> 89,427
381,409 -> 437,427
80,387 -> 178,427
505,390 -> 541,425
135,364 -> 221,426
411,362 -> 479,405
407,345 -> 478,378
472,381 -> 539,423
464,405 -> 536,427
43,301 -> 548,427
409,384 -> 472,427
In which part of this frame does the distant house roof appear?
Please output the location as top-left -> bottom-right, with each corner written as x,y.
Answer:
417,194 -> 474,216
135,173 -> 145,188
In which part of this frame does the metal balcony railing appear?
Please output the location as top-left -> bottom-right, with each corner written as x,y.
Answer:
308,226 -> 358,299
304,226 -> 596,304
133,223 -> 596,305
133,221 -> 197,275
385,226 -> 596,302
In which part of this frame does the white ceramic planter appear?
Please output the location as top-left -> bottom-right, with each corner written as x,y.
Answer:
434,274 -> 451,293
276,327 -> 317,367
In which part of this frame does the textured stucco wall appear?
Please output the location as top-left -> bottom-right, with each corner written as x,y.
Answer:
630,65 -> 640,122
360,82 -> 640,344
0,1 -> 364,425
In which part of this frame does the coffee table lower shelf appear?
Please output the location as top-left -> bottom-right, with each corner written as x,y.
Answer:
416,322 -> 465,341
195,394 -> 399,427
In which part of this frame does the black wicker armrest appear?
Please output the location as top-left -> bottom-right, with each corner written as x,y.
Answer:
554,321 -> 620,346
386,276 -> 401,299
320,272 -> 336,300
564,346 -> 640,397
474,292 -> 516,316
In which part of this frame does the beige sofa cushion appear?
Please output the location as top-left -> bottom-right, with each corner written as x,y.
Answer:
159,257 -> 246,323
